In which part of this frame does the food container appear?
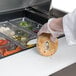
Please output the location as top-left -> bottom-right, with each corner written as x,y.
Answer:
0,21 -> 36,48
0,32 -> 23,58
9,17 -> 42,33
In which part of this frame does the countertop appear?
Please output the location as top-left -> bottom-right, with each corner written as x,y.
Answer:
0,37 -> 76,76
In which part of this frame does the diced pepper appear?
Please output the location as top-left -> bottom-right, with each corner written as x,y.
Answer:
0,40 -> 9,46
19,21 -> 29,27
4,46 -> 22,56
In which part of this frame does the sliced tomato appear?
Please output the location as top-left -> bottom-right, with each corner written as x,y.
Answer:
0,40 -> 9,46
0,48 -> 7,56
4,46 -> 22,56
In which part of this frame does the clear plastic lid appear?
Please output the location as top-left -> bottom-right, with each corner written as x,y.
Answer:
9,17 -> 42,33
0,32 -> 23,57
0,21 -> 36,47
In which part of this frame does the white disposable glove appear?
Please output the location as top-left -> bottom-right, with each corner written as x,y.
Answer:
38,18 -> 63,42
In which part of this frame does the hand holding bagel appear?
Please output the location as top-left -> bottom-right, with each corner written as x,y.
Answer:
37,18 -> 63,56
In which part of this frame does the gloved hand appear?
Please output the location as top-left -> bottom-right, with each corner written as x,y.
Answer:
37,18 -> 64,42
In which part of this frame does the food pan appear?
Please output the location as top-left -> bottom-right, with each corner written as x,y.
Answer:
0,21 -> 36,48
9,17 -> 42,33
0,32 -> 24,58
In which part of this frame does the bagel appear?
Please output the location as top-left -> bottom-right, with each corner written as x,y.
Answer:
37,33 -> 58,56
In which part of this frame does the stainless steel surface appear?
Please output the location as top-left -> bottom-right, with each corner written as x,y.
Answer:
49,8 -> 67,18
31,0 -> 51,15
0,0 -> 23,12
0,0 -> 51,12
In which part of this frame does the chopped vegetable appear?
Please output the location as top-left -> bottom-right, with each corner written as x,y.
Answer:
19,21 -> 29,27
0,26 -> 15,37
27,26 -> 33,30
0,40 -> 9,46
4,46 -> 22,56
19,21 -> 33,30
0,48 -> 7,56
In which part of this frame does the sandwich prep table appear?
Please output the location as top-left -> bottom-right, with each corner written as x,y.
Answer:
0,0 -> 67,59
0,0 -> 76,76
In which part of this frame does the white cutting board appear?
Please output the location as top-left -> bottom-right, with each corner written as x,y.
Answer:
51,0 -> 76,13
0,37 -> 76,76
